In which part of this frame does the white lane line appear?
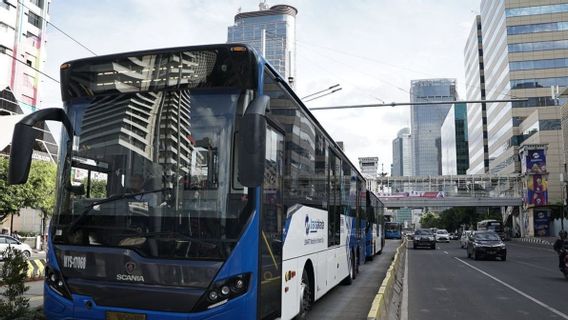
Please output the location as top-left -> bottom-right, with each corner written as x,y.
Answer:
455,257 -> 568,319
443,251 -> 448,255
401,247 -> 409,320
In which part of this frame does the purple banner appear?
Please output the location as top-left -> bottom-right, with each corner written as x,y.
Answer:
524,149 -> 547,174
527,174 -> 548,206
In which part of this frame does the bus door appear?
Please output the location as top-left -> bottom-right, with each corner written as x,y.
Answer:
259,125 -> 284,319
327,150 -> 341,284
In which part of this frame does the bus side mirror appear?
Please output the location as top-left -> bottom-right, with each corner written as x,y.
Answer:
8,108 -> 74,185
238,95 -> 269,188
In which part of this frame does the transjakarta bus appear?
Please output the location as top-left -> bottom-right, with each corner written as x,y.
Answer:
385,222 -> 402,239
365,191 -> 385,260
8,44 -> 371,320
477,219 -> 505,239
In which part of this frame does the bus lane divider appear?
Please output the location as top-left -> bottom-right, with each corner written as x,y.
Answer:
367,240 -> 407,320
26,259 -> 46,281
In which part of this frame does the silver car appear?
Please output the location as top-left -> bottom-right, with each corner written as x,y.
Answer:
0,235 -> 33,259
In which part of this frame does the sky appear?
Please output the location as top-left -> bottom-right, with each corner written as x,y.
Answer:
39,0 -> 481,172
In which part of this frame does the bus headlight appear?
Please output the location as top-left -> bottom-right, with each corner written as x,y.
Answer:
194,273 -> 251,311
45,266 -> 72,300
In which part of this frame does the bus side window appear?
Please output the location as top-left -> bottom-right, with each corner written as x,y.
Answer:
328,150 -> 341,246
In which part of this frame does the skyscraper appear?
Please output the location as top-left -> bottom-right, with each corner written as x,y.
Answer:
391,127 -> 412,176
410,79 -> 457,176
479,0 -> 568,203
464,15 -> 489,174
0,0 -> 57,161
441,103 -> 469,175
227,3 -> 297,85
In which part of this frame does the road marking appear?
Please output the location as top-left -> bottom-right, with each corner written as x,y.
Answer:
455,257 -> 568,319
400,247 -> 409,320
443,251 -> 448,255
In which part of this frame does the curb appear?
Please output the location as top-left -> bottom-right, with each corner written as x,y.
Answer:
367,240 -> 406,320
512,237 -> 552,246
26,258 -> 46,280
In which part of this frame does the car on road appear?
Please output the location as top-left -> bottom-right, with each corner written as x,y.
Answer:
460,230 -> 473,249
406,231 -> 415,240
467,231 -> 506,261
435,229 -> 450,242
413,229 -> 436,249
449,233 -> 460,240
0,235 -> 32,260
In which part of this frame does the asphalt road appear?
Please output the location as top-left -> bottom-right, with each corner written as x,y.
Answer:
407,240 -> 568,320
309,239 -> 401,320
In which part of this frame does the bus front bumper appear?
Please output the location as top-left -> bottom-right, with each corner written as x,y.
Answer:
44,282 -> 257,320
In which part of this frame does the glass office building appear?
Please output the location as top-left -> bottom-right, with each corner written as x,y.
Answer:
391,127 -> 412,176
464,15 -> 489,174
410,79 -> 457,176
441,103 -> 469,175
477,0 -> 568,204
227,4 -> 297,85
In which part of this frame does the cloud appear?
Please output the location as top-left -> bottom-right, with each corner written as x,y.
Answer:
40,0 -> 480,173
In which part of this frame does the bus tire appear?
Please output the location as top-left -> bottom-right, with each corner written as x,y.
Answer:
342,254 -> 356,285
297,270 -> 312,319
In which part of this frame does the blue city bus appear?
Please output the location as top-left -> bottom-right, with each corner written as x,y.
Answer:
365,191 -> 385,260
385,222 -> 402,239
8,44 -> 371,320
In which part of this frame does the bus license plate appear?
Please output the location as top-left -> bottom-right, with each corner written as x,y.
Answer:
106,311 -> 146,320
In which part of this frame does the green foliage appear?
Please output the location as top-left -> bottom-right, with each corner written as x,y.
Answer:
420,212 -> 439,228
419,207 -> 502,232
0,157 -> 57,223
80,178 -> 107,198
0,249 -> 32,319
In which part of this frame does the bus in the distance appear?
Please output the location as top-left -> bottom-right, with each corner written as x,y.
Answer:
477,219 -> 505,239
365,191 -> 385,260
385,222 -> 403,239
8,43 -> 371,320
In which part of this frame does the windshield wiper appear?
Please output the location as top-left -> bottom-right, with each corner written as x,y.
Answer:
67,188 -> 172,234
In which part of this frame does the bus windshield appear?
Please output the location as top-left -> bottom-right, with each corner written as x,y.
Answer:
53,82 -> 251,261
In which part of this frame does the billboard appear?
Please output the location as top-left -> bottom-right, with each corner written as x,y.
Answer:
533,209 -> 550,237
526,174 -> 548,206
523,149 -> 547,174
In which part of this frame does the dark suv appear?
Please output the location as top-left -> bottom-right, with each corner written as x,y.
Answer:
467,231 -> 506,261
413,229 -> 436,249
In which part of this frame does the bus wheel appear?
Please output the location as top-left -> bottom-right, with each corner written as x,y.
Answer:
297,270 -> 312,319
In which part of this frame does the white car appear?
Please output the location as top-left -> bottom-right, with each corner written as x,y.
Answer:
0,235 -> 32,259
435,229 -> 450,242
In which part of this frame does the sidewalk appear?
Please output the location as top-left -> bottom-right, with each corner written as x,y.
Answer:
512,236 -> 555,246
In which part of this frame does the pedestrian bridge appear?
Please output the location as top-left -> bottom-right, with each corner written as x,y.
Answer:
368,174 -> 523,209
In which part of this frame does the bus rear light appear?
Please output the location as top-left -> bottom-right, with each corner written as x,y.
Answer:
194,273 -> 251,311
230,46 -> 248,52
45,266 -> 72,300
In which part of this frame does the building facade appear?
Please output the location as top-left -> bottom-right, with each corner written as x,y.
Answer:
0,0 -> 57,161
410,79 -> 457,176
479,0 -> 568,205
441,103 -> 469,175
227,3 -> 297,85
391,127 -> 412,176
464,15 -> 490,174
359,156 -> 379,178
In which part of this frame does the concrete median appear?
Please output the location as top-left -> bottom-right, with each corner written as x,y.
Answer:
26,258 -> 46,281
367,240 -> 406,320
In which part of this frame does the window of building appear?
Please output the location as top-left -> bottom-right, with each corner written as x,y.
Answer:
27,11 -> 42,29
507,21 -> 568,35
506,3 -> 568,17
30,0 -> 43,9
510,58 -> 568,71
512,96 -> 558,108
508,39 -> 568,53
511,76 -> 568,90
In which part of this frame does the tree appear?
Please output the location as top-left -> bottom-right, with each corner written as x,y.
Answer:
0,249 -> 31,319
0,157 -> 57,233
420,212 -> 439,228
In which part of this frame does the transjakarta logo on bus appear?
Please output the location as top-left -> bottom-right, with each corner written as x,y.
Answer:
305,214 -> 325,236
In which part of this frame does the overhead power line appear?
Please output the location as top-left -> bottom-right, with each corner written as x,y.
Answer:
0,50 -> 60,83
16,0 -> 97,56
309,99 -> 527,111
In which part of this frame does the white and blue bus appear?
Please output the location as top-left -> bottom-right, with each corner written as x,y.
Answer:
8,44 -> 372,320
365,191 -> 385,260
385,222 -> 402,239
